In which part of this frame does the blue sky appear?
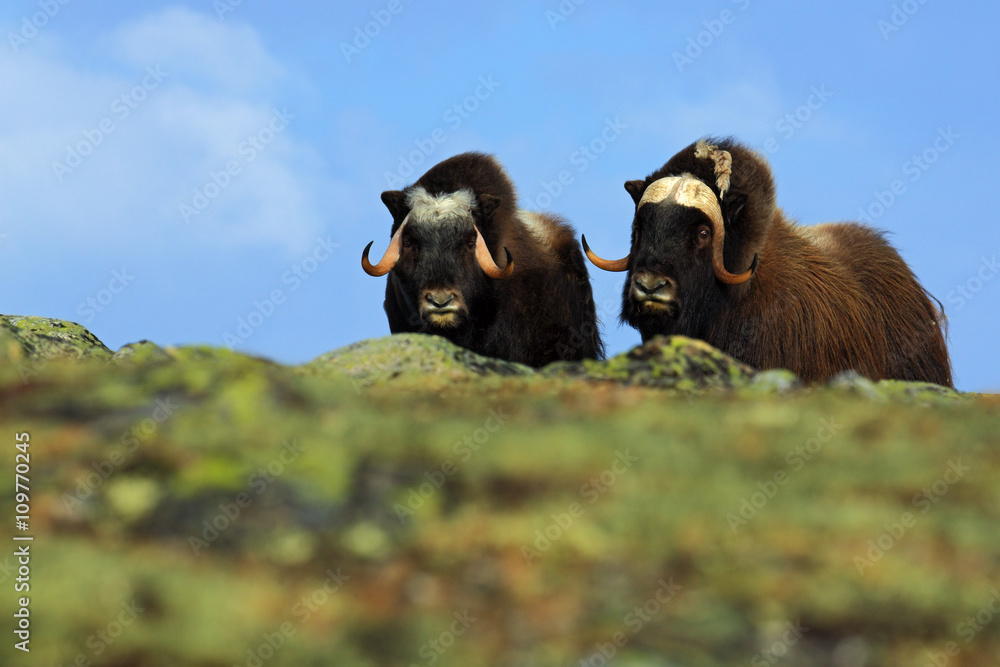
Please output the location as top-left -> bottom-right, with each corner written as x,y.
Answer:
1,1 -> 997,391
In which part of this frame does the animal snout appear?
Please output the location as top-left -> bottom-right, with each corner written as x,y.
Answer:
632,272 -> 675,298
423,290 -> 458,310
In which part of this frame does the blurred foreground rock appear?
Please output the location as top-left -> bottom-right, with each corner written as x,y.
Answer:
0,315 -> 996,667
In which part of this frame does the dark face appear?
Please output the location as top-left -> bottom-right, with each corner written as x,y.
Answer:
621,201 -> 722,341
391,219 -> 495,337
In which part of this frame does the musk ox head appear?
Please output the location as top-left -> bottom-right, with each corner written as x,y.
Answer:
583,138 -> 775,340
362,184 -> 512,334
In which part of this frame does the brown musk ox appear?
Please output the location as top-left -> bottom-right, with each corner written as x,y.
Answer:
582,137 -> 952,386
362,152 -> 603,367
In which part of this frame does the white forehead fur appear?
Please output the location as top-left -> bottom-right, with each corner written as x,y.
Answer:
638,174 -> 723,225
406,186 -> 477,224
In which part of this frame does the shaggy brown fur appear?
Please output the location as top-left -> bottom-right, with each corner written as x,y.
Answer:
376,152 -> 603,367
615,137 -> 952,386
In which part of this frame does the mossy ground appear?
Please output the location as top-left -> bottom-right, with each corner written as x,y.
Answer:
0,317 -> 998,666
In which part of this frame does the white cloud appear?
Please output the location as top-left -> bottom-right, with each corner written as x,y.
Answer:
0,6 -> 323,258
111,6 -> 284,95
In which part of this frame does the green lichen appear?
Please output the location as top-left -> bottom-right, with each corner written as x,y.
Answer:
0,314 -> 112,362
0,314 -> 995,667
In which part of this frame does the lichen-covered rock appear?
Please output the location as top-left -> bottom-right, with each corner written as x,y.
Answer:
111,340 -> 173,365
306,332 -> 755,393
0,314 -> 997,667
543,334 -> 755,390
0,314 -> 112,362
743,368 -> 804,395
303,332 -> 535,388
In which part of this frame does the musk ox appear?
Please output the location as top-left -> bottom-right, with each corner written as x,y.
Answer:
583,137 -> 952,386
362,152 -> 603,367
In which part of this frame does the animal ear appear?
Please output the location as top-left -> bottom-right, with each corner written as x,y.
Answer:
478,194 -> 502,221
381,190 -> 408,221
624,180 -> 646,207
721,191 -> 747,228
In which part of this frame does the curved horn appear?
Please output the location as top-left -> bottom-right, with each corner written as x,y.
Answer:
581,234 -> 629,272
474,226 -> 513,279
361,216 -> 409,277
669,175 -> 755,285
709,216 -> 756,285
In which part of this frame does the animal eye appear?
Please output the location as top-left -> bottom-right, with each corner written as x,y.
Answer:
698,227 -> 711,242
402,238 -> 413,249
467,240 -> 476,250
